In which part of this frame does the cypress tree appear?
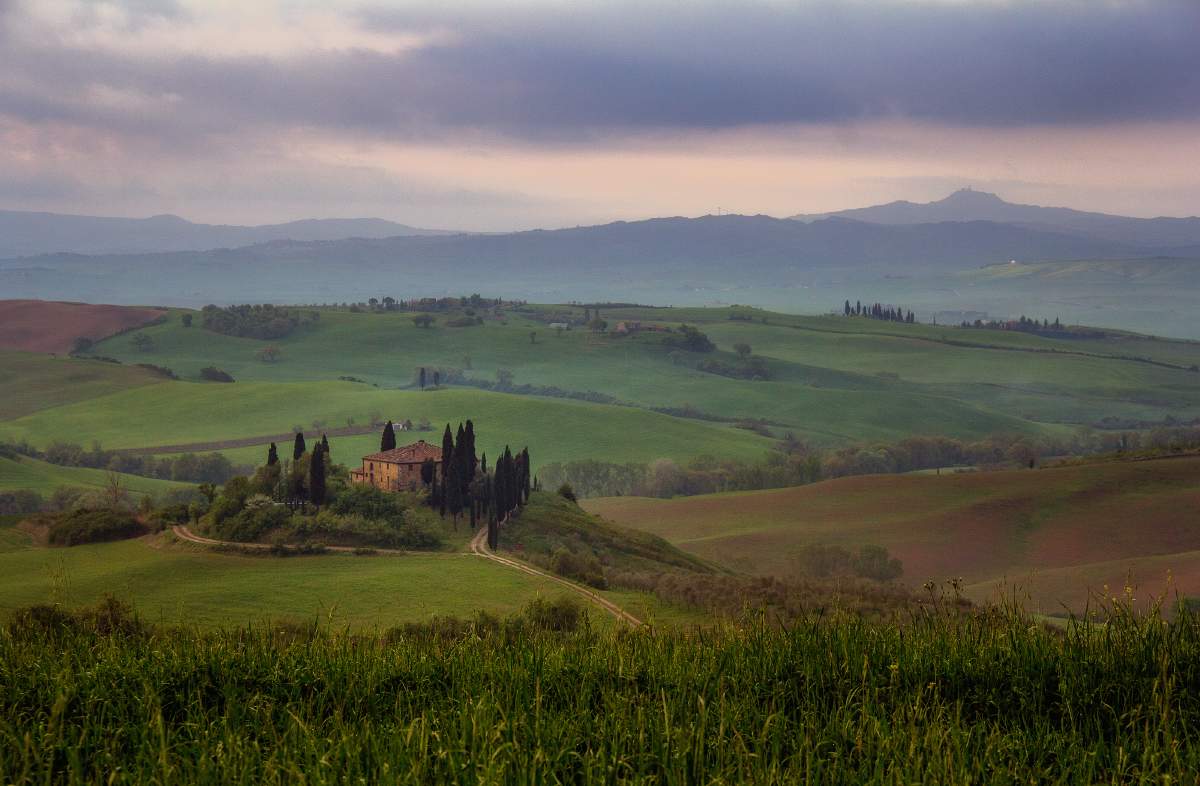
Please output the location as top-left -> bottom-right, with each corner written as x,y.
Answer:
267,442 -> 278,466
309,445 -> 326,507
419,367 -> 426,389
440,424 -> 454,517
293,432 -> 306,461
320,434 -> 330,459
464,420 -> 477,482
381,420 -> 396,452
520,448 -> 532,503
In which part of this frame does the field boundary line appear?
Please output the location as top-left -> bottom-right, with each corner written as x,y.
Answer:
469,526 -> 644,628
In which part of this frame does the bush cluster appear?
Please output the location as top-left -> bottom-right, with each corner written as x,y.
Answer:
200,304 -> 318,339
44,509 -> 145,546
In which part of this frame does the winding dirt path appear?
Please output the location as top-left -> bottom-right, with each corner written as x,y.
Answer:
172,523 -> 643,627
469,526 -> 643,628
171,524 -> 419,556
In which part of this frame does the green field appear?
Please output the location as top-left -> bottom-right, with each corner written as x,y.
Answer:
0,455 -> 189,497
85,305 -> 1200,444
0,349 -> 163,420
585,455 -> 1200,614
4,594 -> 1199,783
0,530 -> 577,628
0,383 -> 775,471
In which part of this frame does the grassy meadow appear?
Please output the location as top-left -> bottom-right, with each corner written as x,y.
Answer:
85,304 -> 1200,442
0,455 -> 189,497
0,526 -> 569,628
585,455 -> 1200,615
4,596 -> 1200,783
0,383 -> 775,471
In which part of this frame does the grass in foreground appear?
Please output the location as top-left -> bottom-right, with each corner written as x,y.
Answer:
2,595 -> 1199,783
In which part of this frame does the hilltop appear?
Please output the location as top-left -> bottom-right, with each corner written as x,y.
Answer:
791,188 -> 1200,248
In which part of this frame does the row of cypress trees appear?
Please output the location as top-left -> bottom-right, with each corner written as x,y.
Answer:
263,432 -> 330,508
388,419 -> 530,547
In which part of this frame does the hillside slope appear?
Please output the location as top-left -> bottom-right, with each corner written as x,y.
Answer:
585,456 -> 1200,613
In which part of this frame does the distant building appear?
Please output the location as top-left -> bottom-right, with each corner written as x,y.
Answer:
349,439 -> 441,492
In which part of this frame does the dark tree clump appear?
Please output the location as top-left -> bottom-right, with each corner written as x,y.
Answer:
309,444 -> 327,507
381,420 -> 396,452
293,432 -> 306,461
267,442 -> 279,466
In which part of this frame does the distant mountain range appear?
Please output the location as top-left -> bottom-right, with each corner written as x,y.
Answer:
790,189 -> 1200,248
1,191 -> 1198,336
0,210 -> 453,257
0,211 -> 1174,306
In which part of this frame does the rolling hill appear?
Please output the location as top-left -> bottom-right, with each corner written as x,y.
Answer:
583,455 -> 1200,615
0,209 -> 452,258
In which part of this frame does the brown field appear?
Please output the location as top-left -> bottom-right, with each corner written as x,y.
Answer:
0,299 -> 165,354
584,456 -> 1200,613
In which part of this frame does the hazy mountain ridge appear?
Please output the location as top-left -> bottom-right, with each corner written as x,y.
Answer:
0,210 -> 455,257
0,212 -> 1154,308
790,189 -> 1200,248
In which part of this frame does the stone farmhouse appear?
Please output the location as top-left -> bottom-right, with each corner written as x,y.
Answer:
349,439 -> 442,492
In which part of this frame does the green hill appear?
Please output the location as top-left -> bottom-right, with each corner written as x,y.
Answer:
0,384 -> 775,471
86,305 -> 1200,443
0,455 -> 189,497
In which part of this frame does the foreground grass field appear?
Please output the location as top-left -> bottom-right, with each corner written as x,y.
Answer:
585,455 -> 1200,614
3,598 -> 1199,783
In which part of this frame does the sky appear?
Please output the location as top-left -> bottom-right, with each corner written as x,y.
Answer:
1,0 -> 1198,231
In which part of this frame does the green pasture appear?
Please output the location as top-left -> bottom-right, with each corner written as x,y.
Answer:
87,306 -> 1200,440
0,349 -> 163,420
0,533 -> 573,628
0,384 -> 776,471
0,456 -> 190,497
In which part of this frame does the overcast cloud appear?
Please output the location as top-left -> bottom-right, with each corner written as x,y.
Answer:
0,0 -> 1197,228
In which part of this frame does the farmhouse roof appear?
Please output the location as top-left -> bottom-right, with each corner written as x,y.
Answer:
362,440 -> 442,464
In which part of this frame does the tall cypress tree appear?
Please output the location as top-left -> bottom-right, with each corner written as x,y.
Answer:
463,420 -> 477,482
520,448 -> 532,503
293,432 -> 306,461
320,434 -> 330,460
267,442 -> 278,466
419,367 -> 426,389
309,445 -> 326,507
439,424 -> 454,517
381,420 -> 396,452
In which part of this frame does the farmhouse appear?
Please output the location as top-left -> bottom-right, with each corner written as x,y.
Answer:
349,439 -> 441,492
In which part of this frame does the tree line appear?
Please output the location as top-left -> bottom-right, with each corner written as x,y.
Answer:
843,300 -> 916,323
540,424 -> 1200,499
200,304 -> 319,340
0,440 -> 245,484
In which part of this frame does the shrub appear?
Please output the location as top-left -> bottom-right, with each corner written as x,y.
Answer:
549,547 -> 607,589
522,596 -> 587,632
557,483 -> 577,503
0,489 -> 43,515
46,509 -> 145,546
199,366 -> 235,383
